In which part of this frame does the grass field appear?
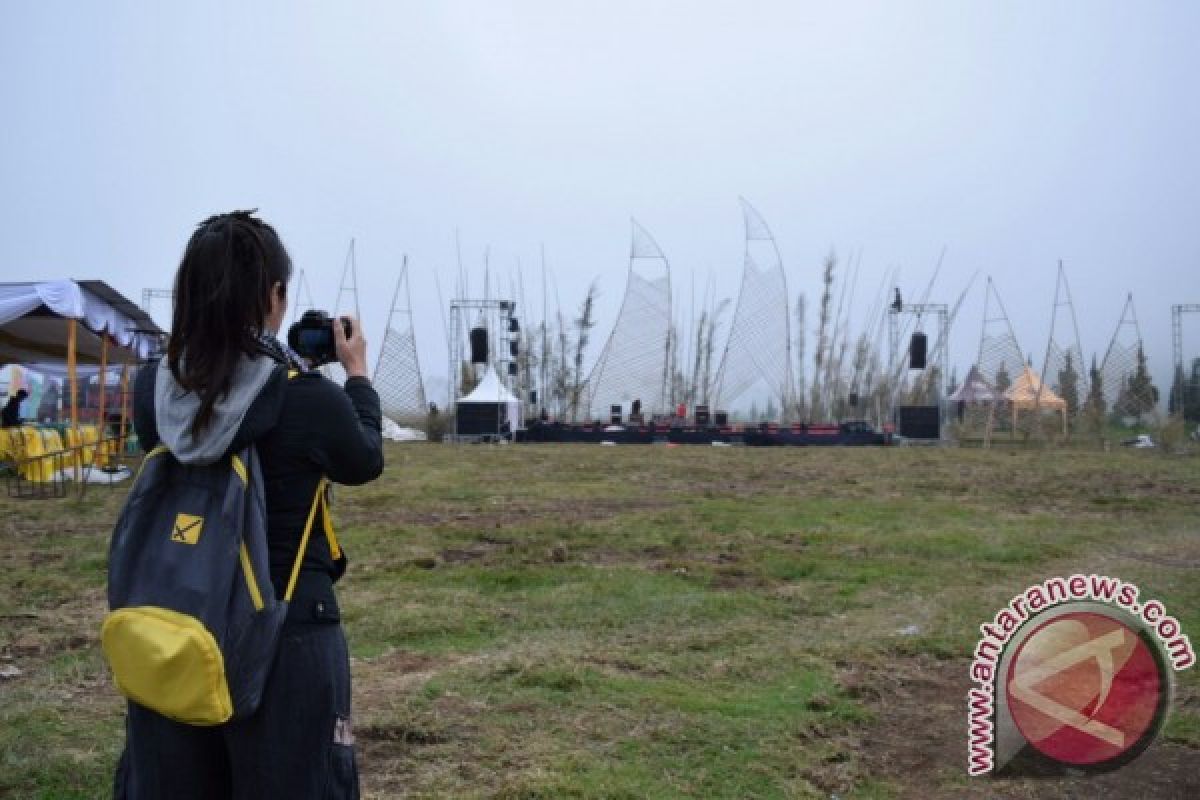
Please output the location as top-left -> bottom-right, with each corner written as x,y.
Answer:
1,444 -> 1197,799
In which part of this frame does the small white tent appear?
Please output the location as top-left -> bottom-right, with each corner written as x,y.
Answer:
456,366 -> 521,436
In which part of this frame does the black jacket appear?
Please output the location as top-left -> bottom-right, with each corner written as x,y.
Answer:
134,362 -> 384,595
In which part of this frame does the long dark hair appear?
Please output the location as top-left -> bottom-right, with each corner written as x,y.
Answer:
167,210 -> 291,434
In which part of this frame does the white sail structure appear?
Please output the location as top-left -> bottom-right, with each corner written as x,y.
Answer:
321,239 -> 361,385
714,198 -> 793,418
373,255 -> 427,423
585,220 -> 672,419
975,277 -> 1024,392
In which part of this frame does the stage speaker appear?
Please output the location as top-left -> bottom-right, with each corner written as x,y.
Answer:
695,404 -> 710,425
714,411 -> 728,426
530,389 -> 538,404
469,327 -> 488,364
508,317 -> 520,333
909,332 -> 927,370
848,392 -> 859,408
509,340 -> 519,357
610,404 -> 622,425
507,362 -> 518,376
897,405 -> 940,439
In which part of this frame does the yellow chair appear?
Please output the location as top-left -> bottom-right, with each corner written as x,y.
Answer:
15,426 -> 57,483
0,428 -> 20,464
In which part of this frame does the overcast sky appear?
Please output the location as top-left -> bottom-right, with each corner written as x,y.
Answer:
2,1 -> 1197,407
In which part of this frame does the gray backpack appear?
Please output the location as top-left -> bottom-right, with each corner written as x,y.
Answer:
102,443 -> 334,725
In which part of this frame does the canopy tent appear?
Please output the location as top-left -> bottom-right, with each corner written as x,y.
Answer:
1004,365 -> 1067,433
0,281 -> 160,365
948,365 -> 997,405
456,365 -> 521,437
1,280 -> 161,432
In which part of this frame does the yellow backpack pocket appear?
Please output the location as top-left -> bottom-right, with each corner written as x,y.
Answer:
101,607 -> 233,726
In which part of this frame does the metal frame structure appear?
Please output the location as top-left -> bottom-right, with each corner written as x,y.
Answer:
1100,293 -> 1155,420
1171,303 -> 1200,415
714,197 -> 794,421
448,296 -> 520,440
321,240 -> 362,384
1036,262 -> 1086,421
888,301 -> 948,409
373,255 -> 427,424
585,219 -> 673,421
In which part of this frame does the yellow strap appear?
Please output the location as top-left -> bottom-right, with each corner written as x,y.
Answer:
284,477 -> 328,602
239,541 -> 265,611
134,444 -> 170,483
320,489 -> 342,560
230,454 -> 248,487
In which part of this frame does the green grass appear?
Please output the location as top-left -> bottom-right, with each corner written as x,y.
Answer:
1,444 -> 1197,798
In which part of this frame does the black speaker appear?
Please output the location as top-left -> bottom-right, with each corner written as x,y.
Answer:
897,405 -> 940,439
695,404 -> 710,425
507,362 -> 518,376
469,327 -> 488,364
530,389 -> 538,404
714,411 -> 728,426
909,332 -> 927,370
508,317 -> 520,333
848,392 -> 859,408
509,340 -> 518,357
610,404 -> 622,425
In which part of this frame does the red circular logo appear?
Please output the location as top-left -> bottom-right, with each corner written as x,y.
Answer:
1005,611 -> 1166,767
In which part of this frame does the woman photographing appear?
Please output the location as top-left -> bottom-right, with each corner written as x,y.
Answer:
116,210 -> 383,799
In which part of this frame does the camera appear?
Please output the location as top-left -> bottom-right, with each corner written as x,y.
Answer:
287,310 -> 353,367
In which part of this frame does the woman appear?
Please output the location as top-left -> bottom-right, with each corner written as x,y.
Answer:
116,210 -> 383,799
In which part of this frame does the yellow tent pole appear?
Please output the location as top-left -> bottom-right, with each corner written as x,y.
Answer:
118,362 -> 131,458
97,335 -> 108,467
67,319 -> 78,430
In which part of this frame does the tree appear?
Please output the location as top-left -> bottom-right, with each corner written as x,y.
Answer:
994,362 -> 1011,395
810,251 -> 836,419
1114,345 -> 1158,420
1057,351 -> 1080,417
1083,354 -> 1106,424
946,366 -> 960,398
568,283 -> 598,421
1169,365 -> 1185,417
1189,358 -> 1200,423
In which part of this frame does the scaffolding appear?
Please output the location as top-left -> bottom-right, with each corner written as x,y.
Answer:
448,296 -> 521,437
1171,303 -> 1200,416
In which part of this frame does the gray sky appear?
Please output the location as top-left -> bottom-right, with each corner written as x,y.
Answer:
3,1 -> 1198,406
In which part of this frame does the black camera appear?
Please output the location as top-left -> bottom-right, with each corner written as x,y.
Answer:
287,310 -> 353,367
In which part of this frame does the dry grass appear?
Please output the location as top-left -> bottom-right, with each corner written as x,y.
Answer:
1,444 -> 1197,798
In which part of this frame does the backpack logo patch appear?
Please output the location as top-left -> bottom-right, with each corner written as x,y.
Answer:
171,513 -> 204,545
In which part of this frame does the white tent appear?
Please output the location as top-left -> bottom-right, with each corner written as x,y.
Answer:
456,366 -> 521,436
0,280 -> 160,364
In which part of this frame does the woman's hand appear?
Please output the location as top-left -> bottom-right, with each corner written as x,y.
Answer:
334,316 -> 369,379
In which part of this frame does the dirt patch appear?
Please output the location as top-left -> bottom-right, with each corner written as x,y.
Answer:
845,655 -> 1200,799
337,496 -> 680,533
358,723 -> 448,746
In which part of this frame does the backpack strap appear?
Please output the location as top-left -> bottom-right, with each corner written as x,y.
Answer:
283,477 -> 343,602
280,368 -> 345,602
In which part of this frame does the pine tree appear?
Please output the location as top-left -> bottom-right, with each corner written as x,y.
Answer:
1169,366 -> 1185,417
1057,351 -> 1080,417
1083,355 -> 1106,418
994,362 -> 1011,395
1116,345 -> 1158,419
